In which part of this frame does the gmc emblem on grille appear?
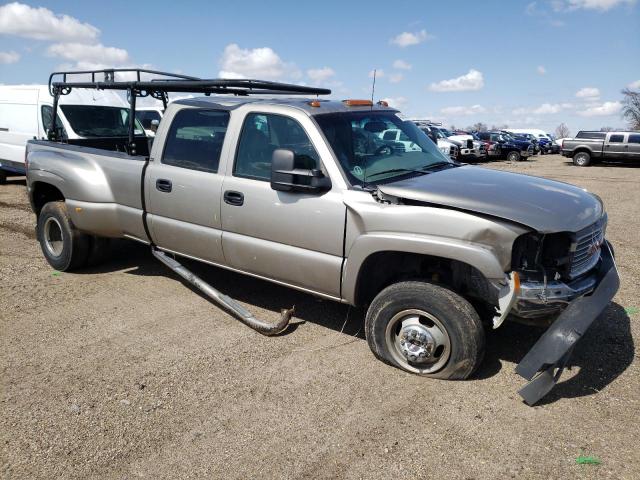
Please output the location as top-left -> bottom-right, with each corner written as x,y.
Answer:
588,236 -> 603,256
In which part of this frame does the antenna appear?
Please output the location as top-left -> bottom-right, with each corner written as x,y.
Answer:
370,69 -> 377,106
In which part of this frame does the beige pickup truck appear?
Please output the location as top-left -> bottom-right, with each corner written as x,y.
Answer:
25,69 -> 619,404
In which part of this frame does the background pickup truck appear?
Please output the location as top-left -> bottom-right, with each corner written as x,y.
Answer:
26,70 -> 619,405
561,130 -> 640,166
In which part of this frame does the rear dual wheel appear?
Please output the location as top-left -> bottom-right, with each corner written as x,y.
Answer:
37,201 -> 109,271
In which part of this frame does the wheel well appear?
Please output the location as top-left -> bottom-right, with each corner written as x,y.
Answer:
572,148 -> 591,157
353,251 -> 498,309
31,182 -> 64,215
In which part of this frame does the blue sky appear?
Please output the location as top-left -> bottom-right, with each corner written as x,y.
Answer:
1,0 -> 639,134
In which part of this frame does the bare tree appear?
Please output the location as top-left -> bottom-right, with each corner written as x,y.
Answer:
600,126 -> 615,132
621,88 -> 640,129
554,123 -> 570,138
472,122 -> 488,132
490,124 -> 509,131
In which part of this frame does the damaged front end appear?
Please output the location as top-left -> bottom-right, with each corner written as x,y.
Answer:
505,217 -> 619,405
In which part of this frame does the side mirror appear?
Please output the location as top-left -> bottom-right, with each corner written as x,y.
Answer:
150,119 -> 159,133
271,148 -> 331,194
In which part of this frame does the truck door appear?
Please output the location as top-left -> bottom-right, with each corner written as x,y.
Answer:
219,111 -> 345,298
145,108 -> 230,264
628,133 -> 640,161
604,133 -> 627,158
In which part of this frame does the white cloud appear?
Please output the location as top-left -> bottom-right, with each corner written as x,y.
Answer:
369,69 -> 384,78
393,59 -> 412,70
0,2 -> 99,41
389,29 -> 432,47
381,97 -> 407,109
563,0 -> 636,10
0,51 -> 20,64
440,105 -> 487,116
627,79 -> 640,89
429,69 -> 484,92
537,65 -> 546,75
388,73 -> 404,84
47,43 -> 129,65
575,87 -> 600,98
577,101 -> 622,116
306,67 -> 335,83
512,103 -> 573,115
526,1 -> 538,14
218,43 -> 298,80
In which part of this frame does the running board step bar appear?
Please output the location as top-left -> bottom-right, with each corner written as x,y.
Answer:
152,248 -> 294,336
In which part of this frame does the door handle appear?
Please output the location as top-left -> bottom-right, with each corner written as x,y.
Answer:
224,190 -> 244,206
156,179 -> 172,193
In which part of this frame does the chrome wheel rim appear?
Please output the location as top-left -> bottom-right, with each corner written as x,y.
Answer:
575,154 -> 587,165
385,309 -> 451,374
43,217 -> 64,257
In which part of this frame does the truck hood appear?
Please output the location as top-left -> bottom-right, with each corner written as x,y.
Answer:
377,165 -> 603,233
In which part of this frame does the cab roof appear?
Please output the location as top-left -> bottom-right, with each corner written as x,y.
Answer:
172,96 -> 399,115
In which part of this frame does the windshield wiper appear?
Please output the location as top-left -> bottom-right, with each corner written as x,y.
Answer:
366,168 -> 428,179
422,161 -> 455,170
366,162 -> 455,180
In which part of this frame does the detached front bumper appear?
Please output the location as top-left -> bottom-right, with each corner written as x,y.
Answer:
514,242 -> 619,405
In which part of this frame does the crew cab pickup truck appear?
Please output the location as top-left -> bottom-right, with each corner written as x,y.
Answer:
561,130 -> 640,166
25,70 -> 620,405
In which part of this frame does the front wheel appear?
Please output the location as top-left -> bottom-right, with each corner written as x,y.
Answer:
0,170 -> 6,185
506,151 -> 521,162
573,152 -> 591,166
37,201 -> 90,271
365,281 -> 485,379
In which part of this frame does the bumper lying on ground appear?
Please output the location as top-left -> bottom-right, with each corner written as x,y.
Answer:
514,243 -> 619,405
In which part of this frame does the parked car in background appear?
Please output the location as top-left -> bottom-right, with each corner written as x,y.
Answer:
510,133 -> 541,155
561,130 -> 640,166
476,131 -> 534,161
0,85 -> 146,183
508,128 -> 559,154
411,121 -> 459,159
443,129 -> 487,161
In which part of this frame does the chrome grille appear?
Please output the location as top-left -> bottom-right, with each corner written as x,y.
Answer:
569,219 -> 605,278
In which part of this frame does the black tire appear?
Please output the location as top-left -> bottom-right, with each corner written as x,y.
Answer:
573,151 -> 591,167
507,151 -> 520,162
365,281 -> 485,380
0,170 -> 6,185
37,201 -> 89,271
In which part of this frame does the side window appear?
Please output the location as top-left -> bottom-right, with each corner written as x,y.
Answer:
234,112 -> 320,181
162,109 -> 229,173
41,105 -> 66,138
628,134 -> 640,144
608,134 -> 624,143
382,130 -> 397,141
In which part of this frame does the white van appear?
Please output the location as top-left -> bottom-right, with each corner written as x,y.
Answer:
0,85 -> 144,183
507,128 -> 553,142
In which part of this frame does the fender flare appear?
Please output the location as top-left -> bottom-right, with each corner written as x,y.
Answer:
341,233 -> 506,304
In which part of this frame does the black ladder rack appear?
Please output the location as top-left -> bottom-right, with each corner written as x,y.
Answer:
46,68 -> 331,154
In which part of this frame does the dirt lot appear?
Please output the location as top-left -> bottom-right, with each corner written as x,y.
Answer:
1,154 -> 638,479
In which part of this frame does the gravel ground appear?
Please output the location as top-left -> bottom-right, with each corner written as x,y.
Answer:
1,154 -> 638,479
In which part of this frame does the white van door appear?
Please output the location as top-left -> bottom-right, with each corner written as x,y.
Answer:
0,102 -> 38,172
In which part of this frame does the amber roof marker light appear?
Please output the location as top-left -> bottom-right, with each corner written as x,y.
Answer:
342,99 -> 374,107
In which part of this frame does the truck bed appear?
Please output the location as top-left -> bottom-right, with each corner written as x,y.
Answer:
27,140 -> 150,242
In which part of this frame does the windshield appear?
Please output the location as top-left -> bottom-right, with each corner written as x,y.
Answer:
315,112 -> 451,185
60,105 -> 145,138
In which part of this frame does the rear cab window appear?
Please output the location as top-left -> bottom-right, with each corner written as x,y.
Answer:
608,134 -> 624,143
162,109 -> 230,173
